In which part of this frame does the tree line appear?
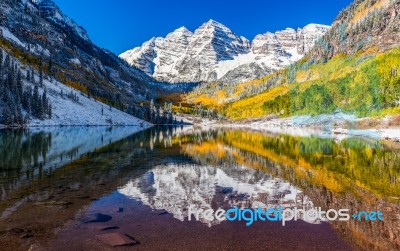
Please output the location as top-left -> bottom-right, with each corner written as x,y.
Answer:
0,50 -> 52,126
147,99 -> 175,124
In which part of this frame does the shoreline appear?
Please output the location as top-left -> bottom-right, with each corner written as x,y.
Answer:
177,113 -> 400,143
2,115 -> 400,143
0,122 -> 153,130
219,123 -> 400,143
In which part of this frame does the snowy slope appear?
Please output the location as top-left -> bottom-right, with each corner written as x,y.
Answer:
0,0 -> 157,127
29,77 -> 151,126
0,47 -> 151,127
0,0 -> 156,120
0,27 -> 26,47
120,20 -> 330,84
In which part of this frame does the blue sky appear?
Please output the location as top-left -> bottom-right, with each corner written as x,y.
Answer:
53,0 -> 354,54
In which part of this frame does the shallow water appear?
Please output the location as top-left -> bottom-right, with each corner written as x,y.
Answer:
0,126 -> 399,250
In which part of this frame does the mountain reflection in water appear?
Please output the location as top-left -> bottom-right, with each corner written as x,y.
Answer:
119,163 -> 317,226
120,128 -> 400,250
0,126 -> 399,250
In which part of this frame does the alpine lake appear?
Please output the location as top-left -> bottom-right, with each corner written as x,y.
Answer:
0,126 -> 399,250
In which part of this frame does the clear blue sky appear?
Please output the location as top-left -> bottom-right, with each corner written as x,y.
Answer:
53,0 -> 354,55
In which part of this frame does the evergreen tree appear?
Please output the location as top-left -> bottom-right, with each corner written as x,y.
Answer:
42,89 -> 48,117
0,50 -> 53,126
30,67 -> 34,83
16,70 -> 23,99
39,61 -> 43,87
48,57 -> 53,76
33,85 -> 40,117
0,50 -> 3,79
26,69 -> 30,81
48,104 -> 52,119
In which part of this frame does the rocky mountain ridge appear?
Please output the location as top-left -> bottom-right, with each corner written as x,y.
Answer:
120,20 -> 330,84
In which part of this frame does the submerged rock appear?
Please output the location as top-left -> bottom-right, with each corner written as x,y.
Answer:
95,233 -> 138,247
84,213 -> 112,223
94,225 -> 120,231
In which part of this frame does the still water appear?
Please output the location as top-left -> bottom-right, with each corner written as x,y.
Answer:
0,126 -> 399,250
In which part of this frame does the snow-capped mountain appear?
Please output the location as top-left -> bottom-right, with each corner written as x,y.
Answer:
30,0 -> 89,41
120,20 -> 330,84
0,0 -> 159,126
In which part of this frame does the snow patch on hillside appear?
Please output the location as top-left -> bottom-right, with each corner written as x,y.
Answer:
0,26 -> 26,48
215,50 -> 302,79
69,58 -> 81,65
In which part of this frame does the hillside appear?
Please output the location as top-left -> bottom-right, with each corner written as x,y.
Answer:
225,47 -> 400,120
0,48 -> 150,127
309,0 -> 400,62
0,0 -> 162,126
183,0 -> 400,123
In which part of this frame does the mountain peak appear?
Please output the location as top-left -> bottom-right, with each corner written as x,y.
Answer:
303,23 -> 331,28
31,0 -> 48,4
169,26 -> 193,37
165,27 -> 193,42
301,23 -> 331,31
121,22 -> 329,83
206,19 -> 218,25
202,19 -> 229,29
32,0 -> 54,5
174,26 -> 190,33
31,0 -> 90,41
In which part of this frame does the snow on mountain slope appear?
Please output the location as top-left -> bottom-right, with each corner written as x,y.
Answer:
120,20 -> 330,84
0,45 -> 151,127
0,0 -> 156,123
30,0 -> 90,41
29,77 -> 151,126
0,27 -> 26,47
